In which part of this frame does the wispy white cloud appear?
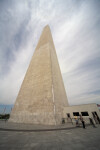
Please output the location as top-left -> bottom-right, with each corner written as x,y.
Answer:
0,0 -> 100,105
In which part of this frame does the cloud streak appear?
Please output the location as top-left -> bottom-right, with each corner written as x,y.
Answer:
0,0 -> 100,105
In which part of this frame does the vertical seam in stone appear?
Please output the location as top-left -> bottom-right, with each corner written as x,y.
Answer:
49,43 -> 56,125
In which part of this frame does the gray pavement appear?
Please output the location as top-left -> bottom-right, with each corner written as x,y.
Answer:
0,124 -> 100,150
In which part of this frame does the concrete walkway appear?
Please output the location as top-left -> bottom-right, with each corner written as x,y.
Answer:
0,124 -> 100,150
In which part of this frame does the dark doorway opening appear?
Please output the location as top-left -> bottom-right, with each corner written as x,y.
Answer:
67,113 -> 70,118
92,111 -> 100,124
66,113 -> 73,124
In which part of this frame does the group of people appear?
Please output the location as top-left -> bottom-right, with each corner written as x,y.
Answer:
74,115 -> 96,129
74,115 -> 85,129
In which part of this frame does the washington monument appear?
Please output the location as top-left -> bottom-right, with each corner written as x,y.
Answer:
9,25 -> 69,125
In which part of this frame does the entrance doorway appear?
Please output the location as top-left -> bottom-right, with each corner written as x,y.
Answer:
66,113 -> 73,124
67,113 -> 70,118
92,112 -> 100,124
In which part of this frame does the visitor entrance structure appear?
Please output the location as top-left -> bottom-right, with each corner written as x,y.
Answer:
9,25 -> 69,125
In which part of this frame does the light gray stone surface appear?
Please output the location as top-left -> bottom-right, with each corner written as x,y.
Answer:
9,25 -> 69,125
0,124 -> 100,150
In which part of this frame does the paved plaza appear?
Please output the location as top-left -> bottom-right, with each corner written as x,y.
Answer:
0,122 -> 100,150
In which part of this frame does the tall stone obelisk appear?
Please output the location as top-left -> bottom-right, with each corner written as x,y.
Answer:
9,25 -> 69,125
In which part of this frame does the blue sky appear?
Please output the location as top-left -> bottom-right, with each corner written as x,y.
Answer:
0,0 -> 100,106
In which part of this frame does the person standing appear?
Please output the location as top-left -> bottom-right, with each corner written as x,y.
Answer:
74,116 -> 79,127
80,115 -> 86,129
